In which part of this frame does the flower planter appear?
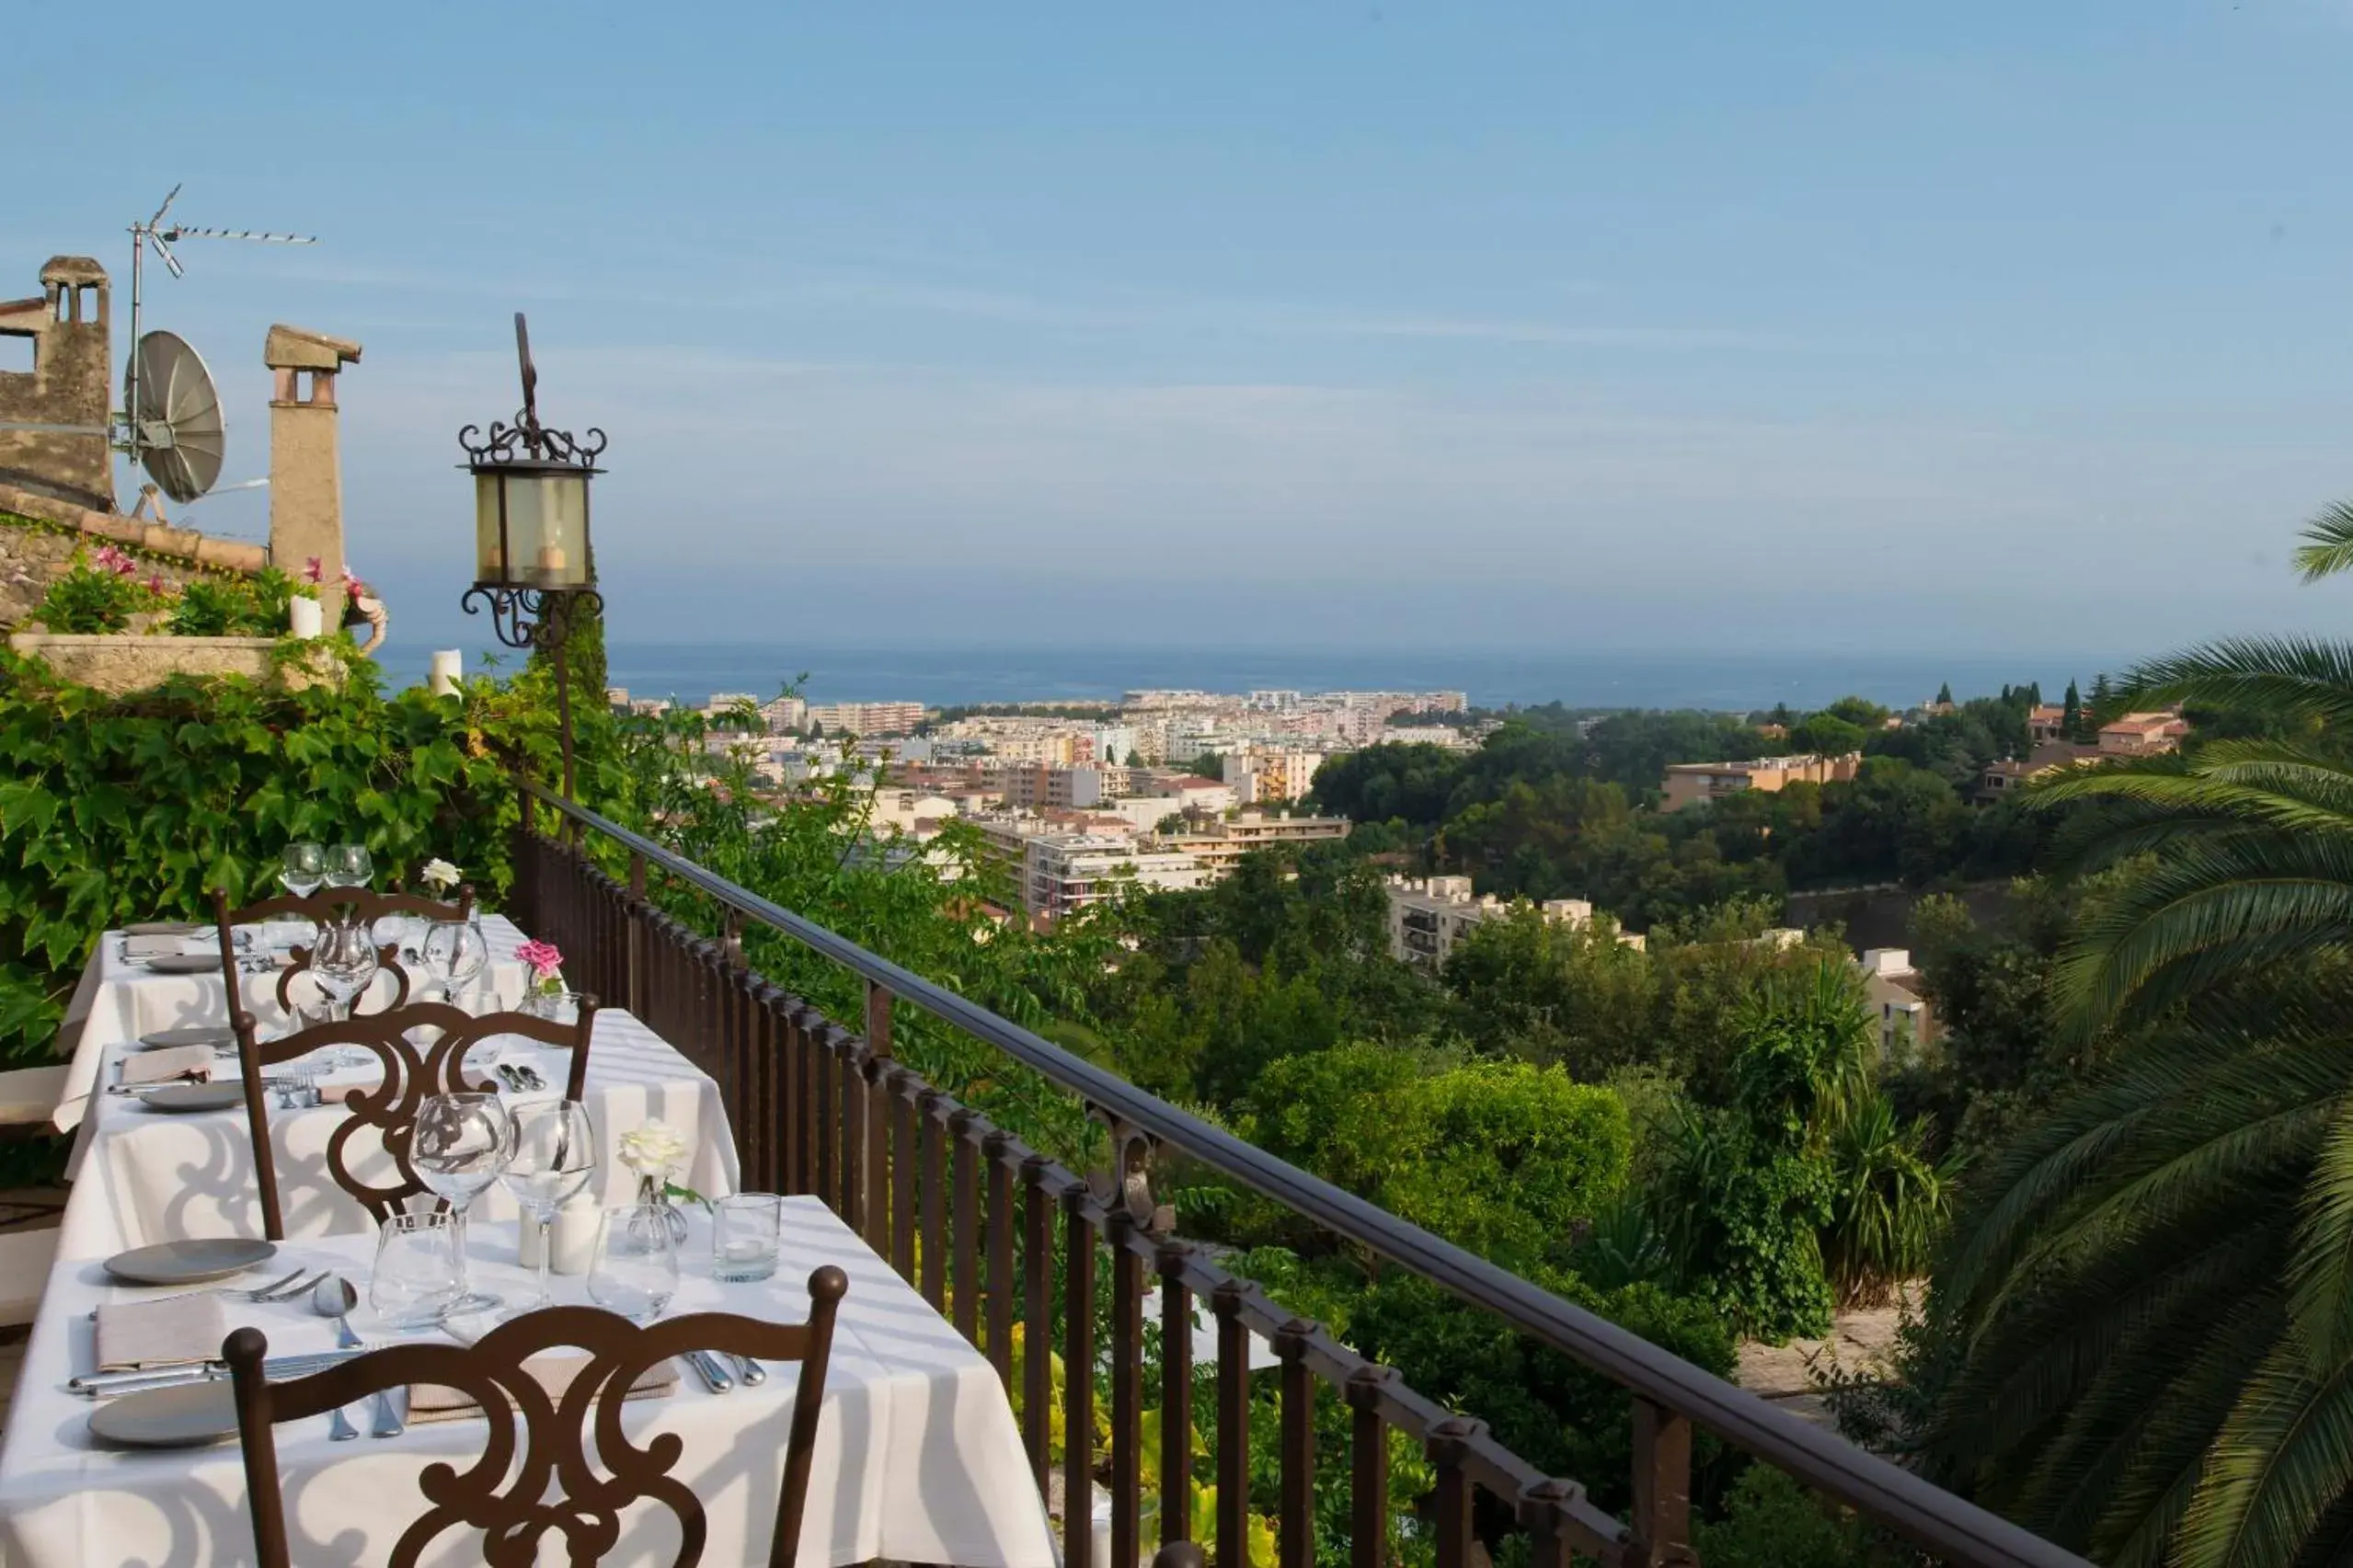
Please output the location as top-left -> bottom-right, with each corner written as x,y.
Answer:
6,633 -> 346,694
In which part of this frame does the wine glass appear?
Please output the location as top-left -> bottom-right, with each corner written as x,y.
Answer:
323,843 -> 373,889
307,919 -> 381,1027
420,915 -> 489,1007
412,1093 -> 516,1316
588,1205 -> 679,1324
501,1101 -> 597,1312
279,842 -> 327,898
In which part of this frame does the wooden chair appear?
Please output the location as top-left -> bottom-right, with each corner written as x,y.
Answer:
227,996 -> 599,1240
227,1267 -> 848,1568
211,885 -> 477,1018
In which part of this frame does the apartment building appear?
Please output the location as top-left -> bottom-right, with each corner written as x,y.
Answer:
866,789 -> 963,840
1134,773 -> 1238,816
1156,811 -> 1349,877
1659,751 -> 1863,812
1222,749 -> 1326,806
1383,875 -> 1640,969
993,763 -> 1105,811
805,701 -> 926,737
760,694 -> 809,734
1023,834 -> 1208,924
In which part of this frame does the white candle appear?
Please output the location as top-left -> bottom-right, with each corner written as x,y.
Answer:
429,649 -> 463,696
288,595 -> 323,639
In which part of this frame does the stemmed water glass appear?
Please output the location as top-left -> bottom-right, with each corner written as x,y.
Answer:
420,915 -> 489,1007
323,843 -> 373,889
501,1101 -> 597,1312
412,1093 -> 516,1316
308,919 -> 381,1015
280,842 -> 327,898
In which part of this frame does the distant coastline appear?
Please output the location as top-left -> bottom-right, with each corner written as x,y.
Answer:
373,642 -> 2129,715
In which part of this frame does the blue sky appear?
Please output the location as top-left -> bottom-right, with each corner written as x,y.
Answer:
11,1 -> 2353,658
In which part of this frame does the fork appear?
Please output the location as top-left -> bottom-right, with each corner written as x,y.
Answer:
110,1268 -> 326,1311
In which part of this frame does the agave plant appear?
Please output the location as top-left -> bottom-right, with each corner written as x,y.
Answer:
1920,503 -> 2353,1566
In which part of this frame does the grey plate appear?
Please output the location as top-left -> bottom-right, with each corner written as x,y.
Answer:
134,1025 -> 235,1051
102,1236 -> 276,1286
124,921 -> 203,938
87,1380 -> 239,1448
140,954 -> 223,975
139,1082 -> 247,1114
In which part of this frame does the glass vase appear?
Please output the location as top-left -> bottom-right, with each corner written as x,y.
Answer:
632,1173 -> 693,1247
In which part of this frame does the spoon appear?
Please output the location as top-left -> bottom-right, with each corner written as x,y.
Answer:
311,1276 -> 362,1440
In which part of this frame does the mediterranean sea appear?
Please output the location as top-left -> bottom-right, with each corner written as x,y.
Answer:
374,643 -> 2138,715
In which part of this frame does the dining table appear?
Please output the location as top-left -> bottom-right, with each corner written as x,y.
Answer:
51,913 -> 537,1143
0,1200 -> 1059,1568
0,911 -> 1058,1568
57,1004 -> 741,1260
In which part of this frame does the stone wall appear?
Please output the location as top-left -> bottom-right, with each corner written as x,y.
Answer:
6,634 -> 341,694
0,515 -> 219,633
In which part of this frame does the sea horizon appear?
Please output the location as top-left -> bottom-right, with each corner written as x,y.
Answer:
372,641 -> 2141,715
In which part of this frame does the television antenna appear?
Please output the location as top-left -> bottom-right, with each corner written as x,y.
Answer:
0,188 -> 316,509
121,185 -> 316,494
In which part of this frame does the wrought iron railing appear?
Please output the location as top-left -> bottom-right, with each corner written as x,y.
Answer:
511,782 -> 2086,1568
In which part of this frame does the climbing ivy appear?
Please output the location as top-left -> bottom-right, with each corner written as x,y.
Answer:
0,647 -> 585,1063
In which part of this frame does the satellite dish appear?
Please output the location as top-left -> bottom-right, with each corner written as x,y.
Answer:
123,329 -> 224,504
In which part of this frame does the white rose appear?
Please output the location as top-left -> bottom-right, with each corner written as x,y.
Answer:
421,858 -> 462,890
617,1121 -> 689,1178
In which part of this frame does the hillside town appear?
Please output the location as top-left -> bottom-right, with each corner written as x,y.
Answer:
606,683 -> 1473,924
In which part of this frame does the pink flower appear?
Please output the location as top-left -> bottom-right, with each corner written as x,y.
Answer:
143,573 -> 167,594
346,575 -> 371,601
516,940 -> 564,979
92,545 -> 136,578
303,556 -> 326,584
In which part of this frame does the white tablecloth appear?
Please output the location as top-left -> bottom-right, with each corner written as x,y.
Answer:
53,915 -> 537,1138
0,1201 -> 1055,1568
58,1007 -> 740,1259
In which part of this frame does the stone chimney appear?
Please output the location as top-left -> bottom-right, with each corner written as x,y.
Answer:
264,324 -> 362,578
0,257 -> 112,512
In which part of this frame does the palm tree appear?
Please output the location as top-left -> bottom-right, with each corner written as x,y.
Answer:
1920,503 -> 2353,1565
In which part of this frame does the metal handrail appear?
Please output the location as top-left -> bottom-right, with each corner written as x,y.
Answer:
522,781 -> 2088,1568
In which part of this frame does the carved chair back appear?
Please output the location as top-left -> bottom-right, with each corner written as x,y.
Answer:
227,1268 -> 847,1568
228,996 -> 598,1240
212,886 -> 474,1017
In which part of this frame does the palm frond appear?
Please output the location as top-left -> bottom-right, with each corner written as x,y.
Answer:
2104,636 -> 2353,727
2177,1336 -> 2353,1568
2293,499 -> 2353,583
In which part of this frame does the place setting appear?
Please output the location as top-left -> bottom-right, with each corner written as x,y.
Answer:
63,1105 -> 794,1455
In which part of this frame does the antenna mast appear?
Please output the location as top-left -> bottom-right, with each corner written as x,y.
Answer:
123,185 -> 316,471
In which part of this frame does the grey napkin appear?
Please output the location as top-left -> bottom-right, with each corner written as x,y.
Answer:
95,1294 -> 227,1371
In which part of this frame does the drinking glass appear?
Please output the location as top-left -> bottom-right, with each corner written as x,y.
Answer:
588,1205 -> 679,1323
711,1193 -> 783,1283
420,915 -> 490,1007
323,843 -> 374,889
371,1212 -> 461,1328
412,1093 -> 516,1314
279,841 -> 327,898
501,1100 -> 597,1312
307,919 -> 381,1045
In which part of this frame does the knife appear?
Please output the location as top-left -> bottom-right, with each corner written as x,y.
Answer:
72,1348 -> 363,1398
